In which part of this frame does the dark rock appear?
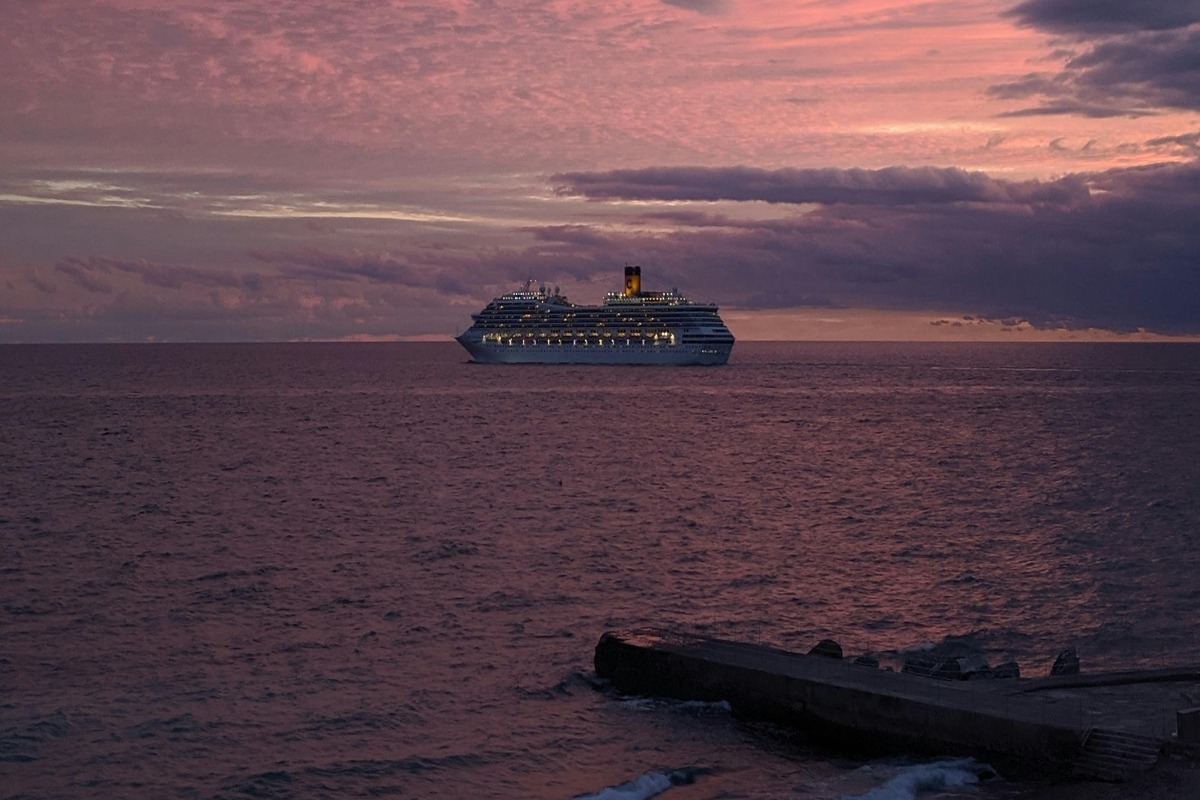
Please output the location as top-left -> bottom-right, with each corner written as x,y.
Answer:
903,654 -> 974,680
668,766 -> 713,785
1050,647 -> 1080,676
901,653 -> 939,678
955,654 -> 989,678
852,655 -> 880,668
1177,708 -> 1200,744
931,657 -> 966,680
991,661 -> 1021,679
808,639 -> 843,659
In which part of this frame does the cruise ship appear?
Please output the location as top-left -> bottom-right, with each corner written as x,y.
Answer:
456,266 -> 735,365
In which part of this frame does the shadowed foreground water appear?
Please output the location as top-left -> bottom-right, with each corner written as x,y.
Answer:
2,341 -> 1198,799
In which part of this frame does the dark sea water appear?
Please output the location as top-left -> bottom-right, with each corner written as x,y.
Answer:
3,341 -> 1199,800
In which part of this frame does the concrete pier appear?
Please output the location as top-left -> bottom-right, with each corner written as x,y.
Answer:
595,629 -> 1199,780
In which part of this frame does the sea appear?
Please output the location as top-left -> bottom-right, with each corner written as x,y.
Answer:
2,340 -> 1199,800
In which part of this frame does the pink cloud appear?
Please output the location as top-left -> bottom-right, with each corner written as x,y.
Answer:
1,1 -> 1198,341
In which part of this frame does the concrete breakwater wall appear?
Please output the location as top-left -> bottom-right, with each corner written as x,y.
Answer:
594,629 -> 1084,771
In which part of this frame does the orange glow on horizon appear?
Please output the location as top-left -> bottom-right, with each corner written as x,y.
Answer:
721,309 -> 1200,343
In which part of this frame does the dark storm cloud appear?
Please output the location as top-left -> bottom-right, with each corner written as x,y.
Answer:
994,0 -> 1200,114
1064,27 -> 1200,109
1004,0 -> 1200,35
554,165 -> 1087,207
539,161 -> 1200,334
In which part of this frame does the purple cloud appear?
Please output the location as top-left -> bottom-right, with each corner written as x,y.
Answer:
27,272 -> 58,295
660,0 -> 729,15
7,157 -> 1198,341
247,247 -> 469,294
1148,131 -> 1200,157
55,258 -> 115,294
6,249 -> 471,342
1003,0 -> 1200,35
56,255 -> 256,292
539,161 -> 1200,334
994,0 -> 1200,114
554,165 -> 1088,207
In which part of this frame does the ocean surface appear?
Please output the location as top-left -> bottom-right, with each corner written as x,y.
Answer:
3,341 -> 1199,800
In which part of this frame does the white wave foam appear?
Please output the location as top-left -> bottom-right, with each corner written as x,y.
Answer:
574,767 -> 706,800
841,758 -> 990,800
618,697 -> 731,713
573,771 -> 673,800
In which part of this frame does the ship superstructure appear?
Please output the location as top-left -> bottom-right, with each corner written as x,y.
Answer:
455,266 -> 735,365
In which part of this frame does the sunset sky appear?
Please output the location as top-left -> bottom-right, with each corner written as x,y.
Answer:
2,0 -> 1198,342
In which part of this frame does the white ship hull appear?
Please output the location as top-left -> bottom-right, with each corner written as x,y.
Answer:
457,336 -> 732,365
